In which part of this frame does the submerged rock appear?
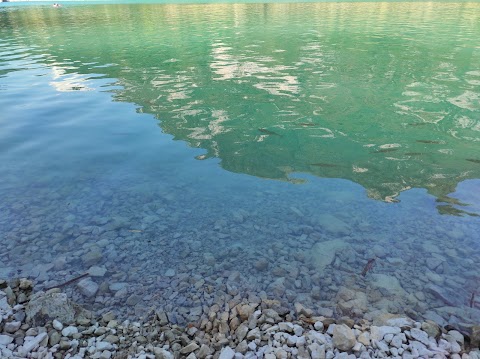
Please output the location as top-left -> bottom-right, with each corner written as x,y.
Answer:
308,239 -> 347,272
314,214 -> 351,235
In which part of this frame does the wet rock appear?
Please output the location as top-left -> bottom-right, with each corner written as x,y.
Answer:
77,278 -> 99,298
82,248 -> 103,266
254,258 -> 269,271
88,266 -> 107,277
370,274 -> 406,296
308,239 -> 347,272
315,214 -> 351,235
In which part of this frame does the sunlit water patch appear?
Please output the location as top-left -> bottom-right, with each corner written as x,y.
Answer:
1,2 -> 480,328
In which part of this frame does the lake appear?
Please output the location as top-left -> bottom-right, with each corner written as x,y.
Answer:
1,1 -> 480,328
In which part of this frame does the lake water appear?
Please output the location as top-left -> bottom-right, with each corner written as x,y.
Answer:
1,1 -> 480,328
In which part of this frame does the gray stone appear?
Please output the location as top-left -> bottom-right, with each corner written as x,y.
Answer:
109,282 -> 127,292
153,347 -> 174,359
88,266 -> 107,277
77,278 -> 99,298
197,344 -> 211,359
421,321 -> 440,338
49,331 -> 61,346
294,302 -> 313,317
308,343 -> 326,359
165,269 -> 176,277
308,239 -> 347,272
126,294 -> 142,306
315,214 -> 351,235
236,324 -> 249,342
4,321 -> 21,333
180,342 -> 199,355
254,259 -> 269,271
246,327 -> 260,340
332,324 -> 356,351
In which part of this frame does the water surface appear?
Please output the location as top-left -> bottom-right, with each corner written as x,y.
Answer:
1,2 -> 480,327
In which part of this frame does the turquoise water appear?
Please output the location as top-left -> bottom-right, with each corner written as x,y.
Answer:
1,2 -> 480,327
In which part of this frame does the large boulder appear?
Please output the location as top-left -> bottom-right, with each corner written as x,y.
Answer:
25,291 -> 91,326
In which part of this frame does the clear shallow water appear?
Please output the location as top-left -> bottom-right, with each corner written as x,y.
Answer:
1,2 -> 480,327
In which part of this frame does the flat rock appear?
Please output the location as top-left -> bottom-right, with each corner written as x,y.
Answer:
315,214 -> 351,235
180,342 -> 199,355
308,239 -> 347,272
88,266 -> 107,277
371,274 -> 406,296
373,313 -> 414,328
370,326 -> 401,341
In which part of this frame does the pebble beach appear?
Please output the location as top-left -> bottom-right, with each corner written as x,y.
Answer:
1,278 -> 480,358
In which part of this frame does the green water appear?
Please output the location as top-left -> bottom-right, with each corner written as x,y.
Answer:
3,2 -> 480,208
1,2 -> 480,325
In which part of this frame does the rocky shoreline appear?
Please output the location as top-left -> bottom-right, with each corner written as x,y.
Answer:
1,278 -> 480,358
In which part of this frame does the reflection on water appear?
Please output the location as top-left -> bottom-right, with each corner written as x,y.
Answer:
2,3 -> 480,208
1,2 -> 480,326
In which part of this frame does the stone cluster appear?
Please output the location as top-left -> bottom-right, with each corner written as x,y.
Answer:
1,279 -> 480,358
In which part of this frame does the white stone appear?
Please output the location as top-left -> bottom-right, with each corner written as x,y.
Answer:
0,334 -> 13,345
96,341 -> 113,351
314,322 -> 324,332
62,326 -> 79,337
19,332 -> 48,356
370,326 -> 401,341
53,319 -> 63,331
219,346 -> 235,359
4,321 -> 21,333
